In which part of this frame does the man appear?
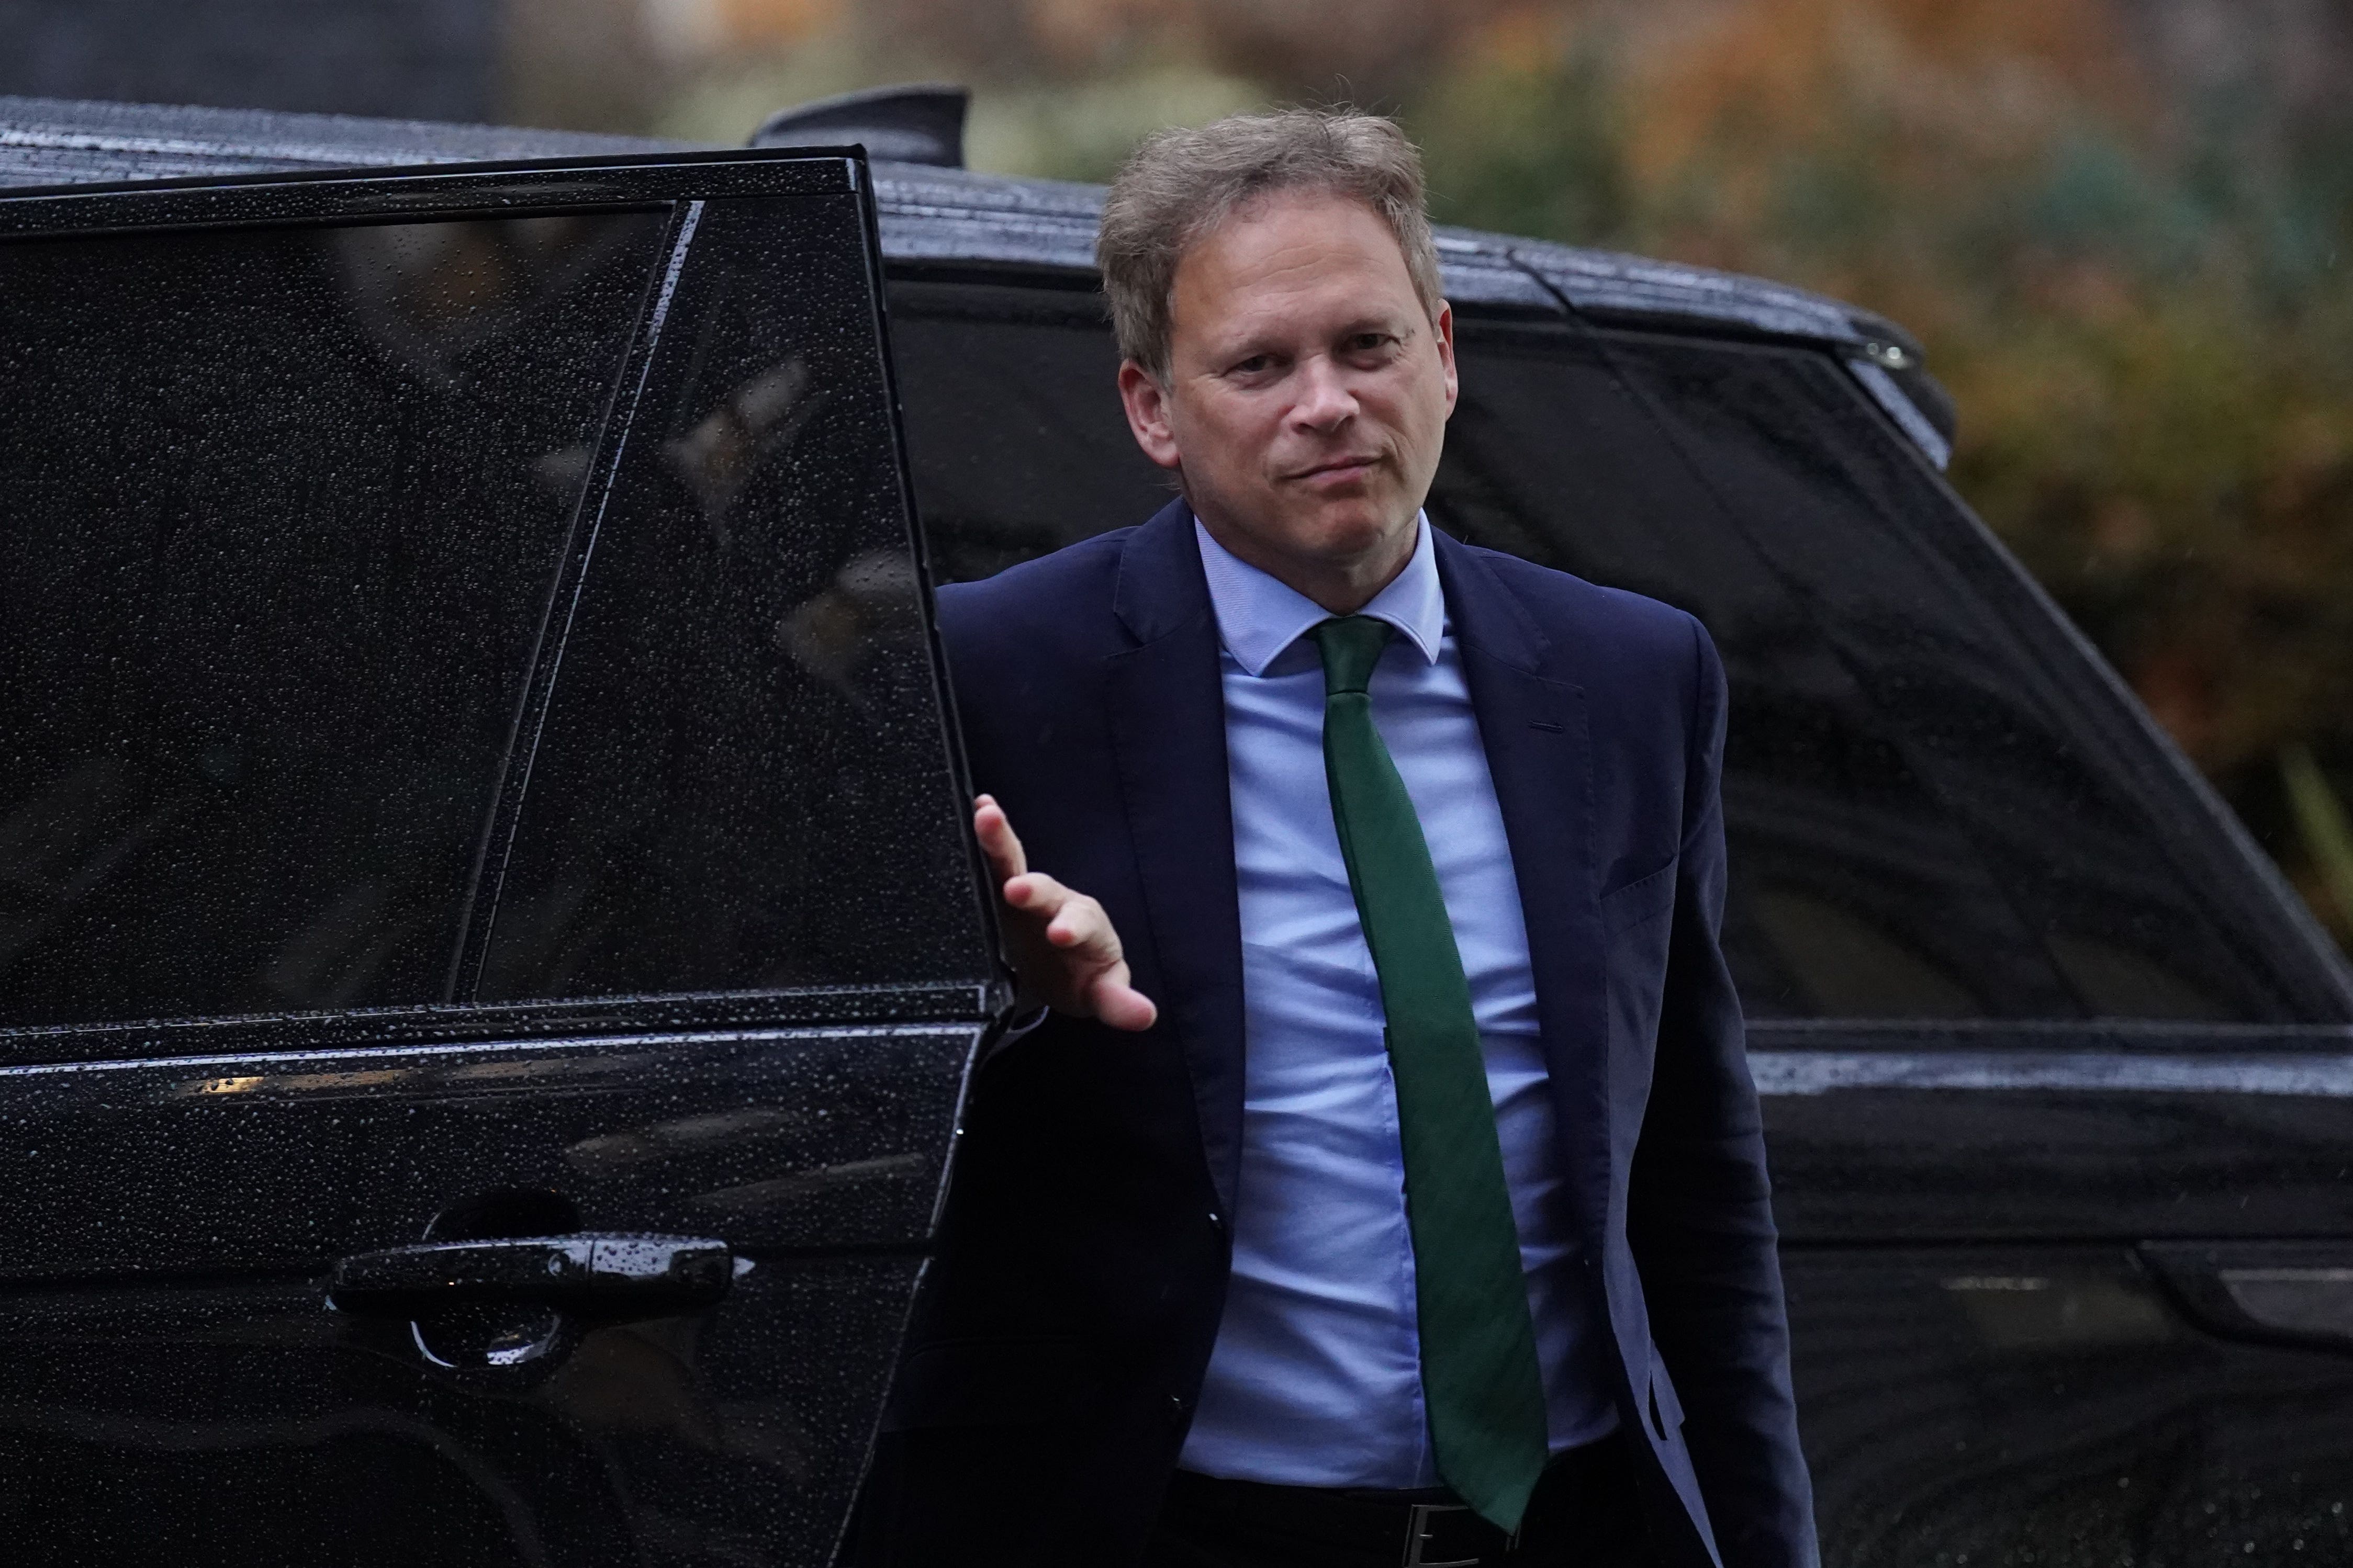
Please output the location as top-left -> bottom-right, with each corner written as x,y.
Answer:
849,110 -> 1815,1568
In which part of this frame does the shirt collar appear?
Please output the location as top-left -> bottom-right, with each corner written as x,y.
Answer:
1193,511 -> 1444,678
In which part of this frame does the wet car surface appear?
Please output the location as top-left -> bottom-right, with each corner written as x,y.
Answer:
2,91 -> 2350,1567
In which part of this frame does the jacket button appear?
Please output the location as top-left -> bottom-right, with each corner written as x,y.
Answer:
1166,1394 -> 1192,1425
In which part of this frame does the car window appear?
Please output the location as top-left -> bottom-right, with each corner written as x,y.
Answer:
882,279 -> 1169,583
1433,322 -> 2303,1023
887,280 -> 2307,1024
1,178 -> 994,1039
473,199 -> 990,1001
0,211 -> 667,1026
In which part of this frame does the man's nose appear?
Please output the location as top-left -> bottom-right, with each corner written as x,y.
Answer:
1288,356 -> 1358,431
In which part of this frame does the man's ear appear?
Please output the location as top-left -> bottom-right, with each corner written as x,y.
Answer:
1434,300 -> 1459,420
1117,358 -> 1184,471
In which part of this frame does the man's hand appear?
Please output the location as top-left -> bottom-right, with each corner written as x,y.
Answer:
974,794 -> 1158,1031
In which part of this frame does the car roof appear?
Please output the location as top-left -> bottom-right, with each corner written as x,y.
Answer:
0,92 -> 1914,356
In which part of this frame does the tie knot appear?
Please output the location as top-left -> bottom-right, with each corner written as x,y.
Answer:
1314,615 -> 1392,696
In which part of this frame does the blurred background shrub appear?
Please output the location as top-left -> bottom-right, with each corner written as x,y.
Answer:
658,0 -> 2353,950
657,0 -> 2353,952
6,0 -> 2348,946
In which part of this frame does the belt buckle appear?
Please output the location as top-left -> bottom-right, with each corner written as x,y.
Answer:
1402,1502 -> 1481,1567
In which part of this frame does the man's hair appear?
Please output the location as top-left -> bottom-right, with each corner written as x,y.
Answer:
1096,108 -> 1444,379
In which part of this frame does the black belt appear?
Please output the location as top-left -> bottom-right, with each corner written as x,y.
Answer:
1158,1431 -> 1645,1568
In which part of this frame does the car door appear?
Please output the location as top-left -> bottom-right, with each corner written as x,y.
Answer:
0,154 -> 1000,1565
878,266 -> 2353,1566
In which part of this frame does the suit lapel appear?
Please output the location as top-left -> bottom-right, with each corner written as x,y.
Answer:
1106,501 -> 1247,1216
1432,533 -> 1610,1198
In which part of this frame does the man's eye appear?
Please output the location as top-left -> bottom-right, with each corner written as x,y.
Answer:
1229,355 -> 1272,375
1347,333 -> 1394,353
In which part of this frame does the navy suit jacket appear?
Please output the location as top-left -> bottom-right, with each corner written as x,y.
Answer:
851,500 -> 1816,1568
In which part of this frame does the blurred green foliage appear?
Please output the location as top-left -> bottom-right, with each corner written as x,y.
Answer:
644,0 -> 2353,950
2284,744 -> 2353,930
1398,0 -> 2353,947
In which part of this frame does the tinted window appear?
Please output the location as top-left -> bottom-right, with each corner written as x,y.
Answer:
882,281 -> 1167,584
476,199 -> 991,1000
1437,323 -> 2290,1022
887,281 -> 2301,1023
0,212 -> 666,1026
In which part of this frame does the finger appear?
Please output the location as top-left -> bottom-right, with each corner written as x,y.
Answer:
1041,894 -> 1115,954
1001,872 -> 1072,918
1089,970 -> 1158,1032
971,795 -> 1029,883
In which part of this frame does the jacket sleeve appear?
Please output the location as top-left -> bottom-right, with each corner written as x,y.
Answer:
1626,617 -> 1819,1568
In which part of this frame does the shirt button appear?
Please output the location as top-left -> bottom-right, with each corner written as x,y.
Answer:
1207,1211 -> 1223,1229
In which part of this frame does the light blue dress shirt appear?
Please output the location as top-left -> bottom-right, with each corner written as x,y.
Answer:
1178,515 -> 1618,1488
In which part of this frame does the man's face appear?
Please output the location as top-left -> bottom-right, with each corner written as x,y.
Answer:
1118,189 -> 1455,607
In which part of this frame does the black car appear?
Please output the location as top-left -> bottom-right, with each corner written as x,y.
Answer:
1,87 -> 2348,1568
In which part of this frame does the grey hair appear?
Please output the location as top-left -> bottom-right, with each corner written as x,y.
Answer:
1095,108 -> 1444,379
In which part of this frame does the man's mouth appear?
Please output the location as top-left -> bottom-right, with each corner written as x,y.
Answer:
1292,455 -> 1380,482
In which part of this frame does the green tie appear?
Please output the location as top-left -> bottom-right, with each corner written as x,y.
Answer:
1314,614 -> 1551,1532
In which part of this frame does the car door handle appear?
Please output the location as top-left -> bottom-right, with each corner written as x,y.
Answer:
2139,1242 -> 2353,1349
329,1234 -> 734,1319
